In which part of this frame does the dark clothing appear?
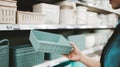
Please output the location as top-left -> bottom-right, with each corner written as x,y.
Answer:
101,23 -> 120,67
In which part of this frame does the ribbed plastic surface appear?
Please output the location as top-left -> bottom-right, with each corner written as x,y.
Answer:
29,30 -> 72,54
0,39 -> 9,67
11,45 -> 44,67
17,11 -> 46,24
0,3 -> 16,24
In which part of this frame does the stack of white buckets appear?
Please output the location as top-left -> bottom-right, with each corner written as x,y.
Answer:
58,1 -> 88,25
59,1 -> 76,25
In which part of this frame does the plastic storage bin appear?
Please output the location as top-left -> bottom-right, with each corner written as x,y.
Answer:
0,1 -> 16,24
59,4 -> 76,25
107,14 -> 118,27
0,39 -> 9,67
68,34 -> 86,50
10,45 -> 44,67
87,11 -> 101,27
76,6 -> 87,25
17,11 -> 46,24
29,30 -> 72,54
33,3 -> 60,24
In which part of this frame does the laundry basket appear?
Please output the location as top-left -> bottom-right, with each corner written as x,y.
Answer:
10,45 -> 44,67
29,30 -> 72,54
0,39 -> 9,67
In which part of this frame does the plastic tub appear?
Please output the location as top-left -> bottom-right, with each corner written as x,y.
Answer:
29,30 -> 72,54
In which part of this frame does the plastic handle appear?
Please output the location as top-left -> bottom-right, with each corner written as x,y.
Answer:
0,39 -> 9,45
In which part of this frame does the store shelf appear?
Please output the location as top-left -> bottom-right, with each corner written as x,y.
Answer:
76,1 -> 120,16
0,24 -> 115,30
33,44 -> 104,67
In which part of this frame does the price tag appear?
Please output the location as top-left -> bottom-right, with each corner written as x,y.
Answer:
0,24 -> 13,30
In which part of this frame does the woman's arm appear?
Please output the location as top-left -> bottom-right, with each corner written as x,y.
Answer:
64,42 -> 101,67
80,53 -> 101,67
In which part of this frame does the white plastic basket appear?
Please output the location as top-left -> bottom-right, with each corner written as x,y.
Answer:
33,3 -> 60,24
0,6 -> 16,24
17,11 -> 46,24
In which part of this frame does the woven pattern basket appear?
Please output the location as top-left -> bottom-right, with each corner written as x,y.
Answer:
29,30 -> 72,54
17,11 -> 46,24
10,45 -> 44,67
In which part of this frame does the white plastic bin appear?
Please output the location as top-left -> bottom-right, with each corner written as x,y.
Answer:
33,3 -> 60,24
107,14 -> 118,27
0,1 -> 16,24
87,11 -> 101,27
76,6 -> 88,25
59,5 -> 76,25
17,11 -> 46,24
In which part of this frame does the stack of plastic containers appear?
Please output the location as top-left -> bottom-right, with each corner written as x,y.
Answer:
107,14 -> 118,27
0,39 -> 9,67
10,45 -> 44,67
33,3 -> 60,24
87,12 -> 101,27
59,1 -> 76,25
98,14 -> 108,27
76,6 -> 88,25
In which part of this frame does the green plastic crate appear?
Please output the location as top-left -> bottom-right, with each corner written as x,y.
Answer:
29,30 -> 72,54
68,34 -> 86,50
11,45 -> 44,67
0,39 -> 9,67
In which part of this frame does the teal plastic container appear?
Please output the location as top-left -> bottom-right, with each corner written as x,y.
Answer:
29,30 -> 72,54
0,39 -> 9,67
68,34 -> 85,50
72,62 -> 86,67
11,45 -> 44,67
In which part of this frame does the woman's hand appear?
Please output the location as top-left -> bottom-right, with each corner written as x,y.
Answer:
64,42 -> 101,67
64,42 -> 82,62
